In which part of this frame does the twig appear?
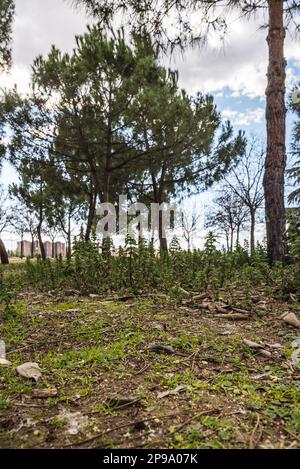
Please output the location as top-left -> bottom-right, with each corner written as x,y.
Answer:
249,413 -> 261,449
173,408 -> 220,433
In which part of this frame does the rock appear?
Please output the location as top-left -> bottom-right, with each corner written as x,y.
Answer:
17,362 -> 42,382
281,312 -> 300,329
0,358 -> 12,367
291,339 -> 300,368
0,340 -> 6,359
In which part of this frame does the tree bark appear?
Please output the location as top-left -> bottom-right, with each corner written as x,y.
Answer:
264,0 -> 287,264
0,239 -> 9,264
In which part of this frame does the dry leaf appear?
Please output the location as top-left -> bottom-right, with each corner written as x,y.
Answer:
158,385 -> 186,399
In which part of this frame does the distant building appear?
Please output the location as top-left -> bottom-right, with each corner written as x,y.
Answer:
16,240 -> 66,258
16,240 -> 33,257
43,241 -> 52,258
55,241 -> 66,257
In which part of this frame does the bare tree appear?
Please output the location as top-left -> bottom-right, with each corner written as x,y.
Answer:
206,189 -> 249,252
181,206 -> 201,251
225,138 -> 264,255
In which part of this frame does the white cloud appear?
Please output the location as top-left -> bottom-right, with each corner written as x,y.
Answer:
222,107 -> 265,126
1,2 -> 299,100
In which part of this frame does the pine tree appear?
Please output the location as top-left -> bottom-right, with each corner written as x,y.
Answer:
74,0 -> 300,263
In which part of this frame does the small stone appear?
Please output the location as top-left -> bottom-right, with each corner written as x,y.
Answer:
0,358 -> 12,367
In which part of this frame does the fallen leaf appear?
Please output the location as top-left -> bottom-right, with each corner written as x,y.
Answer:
157,385 -> 186,399
17,362 -> 42,382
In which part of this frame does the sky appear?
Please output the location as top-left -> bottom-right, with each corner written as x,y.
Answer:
0,0 -> 300,249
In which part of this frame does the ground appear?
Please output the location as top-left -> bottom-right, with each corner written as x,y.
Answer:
0,286 -> 300,449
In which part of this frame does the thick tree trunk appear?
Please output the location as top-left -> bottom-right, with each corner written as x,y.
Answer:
264,0 -> 287,264
0,239 -> 9,264
250,209 -> 256,255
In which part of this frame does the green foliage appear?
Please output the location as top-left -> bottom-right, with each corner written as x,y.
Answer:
19,234 -> 300,298
0,0 -> 14,71
0,268 -> 17,320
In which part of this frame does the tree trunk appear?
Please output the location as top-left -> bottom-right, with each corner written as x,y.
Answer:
264,0 -> 287,264
52,241 -> 55,258
0,239 -> 9,264
37,224 -> 46,260
20,232 -> 24,259
230,229 -> 234,252
30,235 -> 34,258
225,233 -> 229,252
250,209 -> 256,255
67,214 -> 72,257
159,207 -> 168,253
85,192 -> 97,242
236,226 -> 240,248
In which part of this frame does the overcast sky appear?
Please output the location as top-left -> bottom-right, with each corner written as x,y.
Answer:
0,0 -> 299,247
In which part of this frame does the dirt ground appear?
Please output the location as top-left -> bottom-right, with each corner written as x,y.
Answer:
0,286 -> 300,449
